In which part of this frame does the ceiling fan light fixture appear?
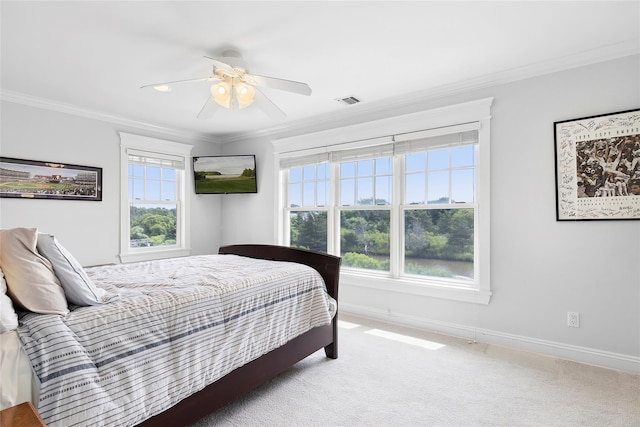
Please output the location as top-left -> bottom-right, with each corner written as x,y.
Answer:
211,81 -> 232,107
235,82 -> 256,109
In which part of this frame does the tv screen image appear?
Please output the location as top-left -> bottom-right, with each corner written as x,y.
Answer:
193,155 -> 257,194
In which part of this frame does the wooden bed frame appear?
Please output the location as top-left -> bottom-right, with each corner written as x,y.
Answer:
138,244 -> 341,427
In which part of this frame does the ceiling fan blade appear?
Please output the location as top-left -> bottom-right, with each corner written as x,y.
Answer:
244,74 -> 312,96
197,95 -> 220,119
203,56 -> 240,77
253,87 -> 287,121
140,76 -> 215,89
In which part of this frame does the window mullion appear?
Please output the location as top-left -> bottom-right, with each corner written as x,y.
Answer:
283,170 -> 289,246
391,153 -> 403,278
328,161 -> 339,256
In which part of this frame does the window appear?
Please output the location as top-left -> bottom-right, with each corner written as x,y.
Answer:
397,129 -> 478,282
283,155 -> 330,253
336,148 -> 393,272
275,98 -> 492,303
119,133 -> 192,262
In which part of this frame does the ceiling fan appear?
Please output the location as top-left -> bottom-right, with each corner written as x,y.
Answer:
141,50 -> 312,121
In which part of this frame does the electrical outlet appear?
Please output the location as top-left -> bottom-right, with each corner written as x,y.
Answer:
567,311 -> 580,328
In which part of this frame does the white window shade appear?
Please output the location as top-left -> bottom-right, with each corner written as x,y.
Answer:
127,149 -> 185,169
394,121 -> 480,142
394,124 -> 479,155
331,142 -> 394,162
279,136 -> 394,166
279,152 -> 329,169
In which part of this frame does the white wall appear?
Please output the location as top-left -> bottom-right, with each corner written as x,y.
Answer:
0,102 -> 223,266
219,137 -> 277,245
222,55 -> 640,372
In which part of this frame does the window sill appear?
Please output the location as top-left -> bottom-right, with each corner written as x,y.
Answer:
340,270 -> 491,304
119,248 -> 191,264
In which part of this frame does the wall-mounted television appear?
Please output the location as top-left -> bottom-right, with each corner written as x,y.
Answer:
193,155 -> 257,194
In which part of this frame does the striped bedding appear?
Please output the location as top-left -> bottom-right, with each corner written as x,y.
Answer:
17,254 -> 336,427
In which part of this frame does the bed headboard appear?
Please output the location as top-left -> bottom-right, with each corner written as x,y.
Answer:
218,244 -> 340,300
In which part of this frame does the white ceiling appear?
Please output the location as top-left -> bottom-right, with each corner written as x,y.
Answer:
1,1 -> 639,143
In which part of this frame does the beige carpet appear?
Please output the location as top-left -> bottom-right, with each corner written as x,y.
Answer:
192,313 -> 640,427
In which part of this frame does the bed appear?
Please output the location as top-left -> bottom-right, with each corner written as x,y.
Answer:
0,228 -> 340,427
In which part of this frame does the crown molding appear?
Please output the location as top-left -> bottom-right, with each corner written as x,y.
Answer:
0,90 -> 219,145
218,39 -> 640,145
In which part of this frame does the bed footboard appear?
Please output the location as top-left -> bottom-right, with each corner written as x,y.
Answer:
218,244 -> 341,301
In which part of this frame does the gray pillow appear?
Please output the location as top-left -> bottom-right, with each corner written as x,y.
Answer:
36,233 -> 107,306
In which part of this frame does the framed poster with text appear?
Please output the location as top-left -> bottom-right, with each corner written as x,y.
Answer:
554,109 -> 640,220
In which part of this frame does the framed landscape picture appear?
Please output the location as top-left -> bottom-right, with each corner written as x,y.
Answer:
554,109 -> 640,220
0,157 -> 102,201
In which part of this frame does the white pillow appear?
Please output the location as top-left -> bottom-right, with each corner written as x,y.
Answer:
0,227 -> 68,315
0,266 -> 19,333
36,233 -> 107,306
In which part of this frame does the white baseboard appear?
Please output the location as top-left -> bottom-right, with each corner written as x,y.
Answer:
340,302 -> 640,374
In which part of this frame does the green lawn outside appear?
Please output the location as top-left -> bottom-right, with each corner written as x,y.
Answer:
194,176 -> 256,194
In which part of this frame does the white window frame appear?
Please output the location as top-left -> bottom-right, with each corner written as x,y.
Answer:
119,132 -> 193,263
274,98 -> 493,304
334,146 -> 394,273
282,157 -> 331,252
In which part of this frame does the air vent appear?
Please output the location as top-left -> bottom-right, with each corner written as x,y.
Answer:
335,96 -> 361,106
